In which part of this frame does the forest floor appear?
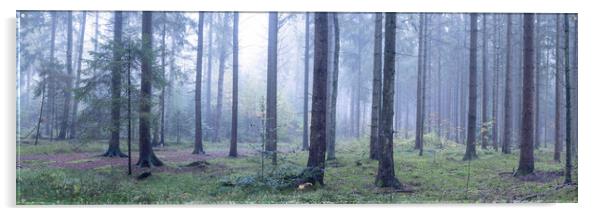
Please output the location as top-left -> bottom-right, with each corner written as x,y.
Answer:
16,135 -> 577,204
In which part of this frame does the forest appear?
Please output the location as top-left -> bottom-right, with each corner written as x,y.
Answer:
16,11 -> 578,204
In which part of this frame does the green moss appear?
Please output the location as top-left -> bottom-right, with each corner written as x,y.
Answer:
16,137 -> 577,204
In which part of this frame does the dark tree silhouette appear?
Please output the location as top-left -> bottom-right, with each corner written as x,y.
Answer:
104,11 -> 127,157
516,13 -> 535,176
230,12 -> 239,157
369,12 -> 383,161
306,12 -> 328,185
266,12 -> 278,165
463,13 -> 478,161
563,14 -> 573,184
137,11 -> 163,167
375,13 -> 401,188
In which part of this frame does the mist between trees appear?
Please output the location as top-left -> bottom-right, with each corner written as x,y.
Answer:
16,11 -> 578,200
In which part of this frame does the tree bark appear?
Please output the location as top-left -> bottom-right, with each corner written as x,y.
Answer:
302,12 -> 310,151
480,14 -> 489,149
375,13 -> 401,188
502,14 -> 513,154
369,12 -> 383,160
193,12 -> 205,155
563,14 -> 573,184
516,13 -> 535,176
266,12 -> 279,165
554,14 -> 563,162
229,12 -> 239,157
326,14 -> 340,161
137,12 -> 163,167
414,13 -> 425,151
214,13 -> 229,143
463,14 -> 478,161
104,11 -> 127,157
58,11 -> 73,140
306,12 -> 328,185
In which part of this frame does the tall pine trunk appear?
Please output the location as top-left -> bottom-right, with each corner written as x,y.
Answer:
502,14 -> 513,154
463,14 -> 478,161
369,12 -> 383,160
193,12 -> 205,155
137,12 -> 163,167
229,12 -> 239,157
480,14 -> 489,149
69,12 -> 86,139
104,12 -> 127,157
266,12 -> 279,165
326,14 -> 340,161
375,13 -> 401,188
554,14 -> 563,162
58,11 -> 73,140
302,12 -> 310,151
305,12 -> 328,185
516,13 -> 535,176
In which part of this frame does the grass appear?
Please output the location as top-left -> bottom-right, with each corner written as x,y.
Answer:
16,136 -> 577,204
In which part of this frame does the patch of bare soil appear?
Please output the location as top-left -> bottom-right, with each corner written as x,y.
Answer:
498,170 -> 564,183
18,147 -> 253,173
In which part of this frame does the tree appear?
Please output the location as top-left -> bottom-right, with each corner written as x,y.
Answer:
159,12 -> 167,147
137,11 -> 163,167
104,11 -> 127,157
563,13 -> 573,184
205,13 -> 214,141
502,14 -> 513,154
480,14 -> 489,149
302,12 -> 310,151
369,12 -> 383,160
266,12 -> 278,165
58,11 -> 73,140
463,13 -> 478,161
193,12 -> 205,155
375,13 -> 401,188
229,12 -> 239,157
34,12 -> 57,145
414,13 -> 425,152
554,14 -> 563,162
516,13 -> 535,176
306,12 -> 328,185
326,14 -> 340,160
213,13 -> 230,142
69,11 -> 86,139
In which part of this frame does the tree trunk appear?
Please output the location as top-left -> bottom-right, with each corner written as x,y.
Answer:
69,11 -> 86,139
563,14 -> 573,184
302,12 -> 310,151
137,12 -> 163,167
369,12 -> 383,160
104,12 -> 127,157
554,14 -> 563,162
58,11 -> 73,140
229,12 -> 239,157
266,12 -> 279,165
214,13 -> 229,143
463,14 -> 478,161
305,12 -> 328,185
375,13 -> 401,188
193,12 -> 205,155
159,12 -> 167,147
502,14 -> 513,154
516,13 -> 535,176
414,13 -> 425,151
205,14 -> 213,140
326,14 -> 340,161
480,14 -> 489,149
